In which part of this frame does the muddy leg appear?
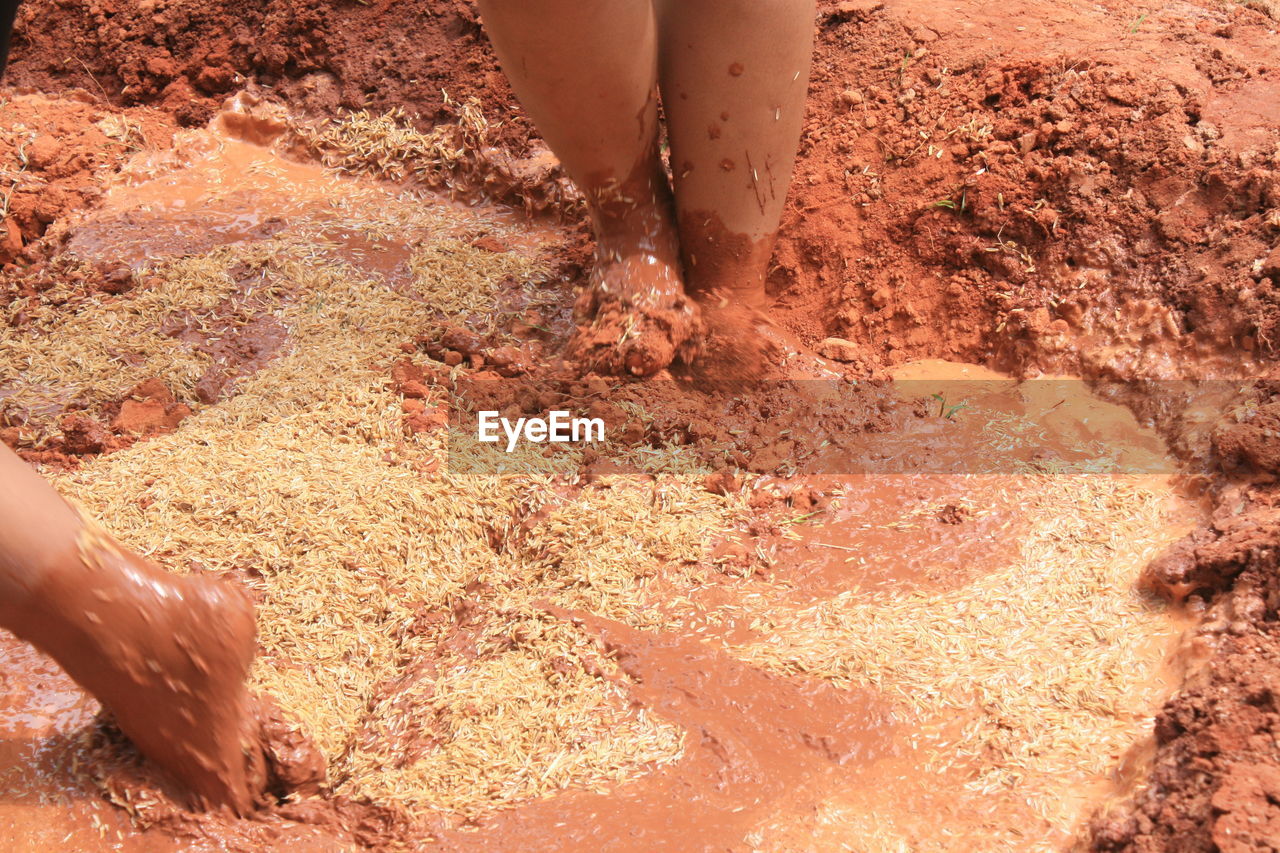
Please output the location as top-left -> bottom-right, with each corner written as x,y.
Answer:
0,444 -> 266,814
653,0 -> 836,380
476,0 -> 698,376
656,0 -> 815,307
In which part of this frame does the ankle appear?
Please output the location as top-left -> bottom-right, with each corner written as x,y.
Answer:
585,160 -> 680,265
690,277 -> 768,308
675,216 -> 774,307
591,206 -> 680,265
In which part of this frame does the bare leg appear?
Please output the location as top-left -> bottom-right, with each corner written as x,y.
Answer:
0,445 -> 266,814
656,0 -> 815,307
476,0 -> 698,376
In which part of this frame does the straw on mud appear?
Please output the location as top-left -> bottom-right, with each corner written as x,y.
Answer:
0,138 -> 548,436
286,102 -> 585,218
729,469 -> 1188,842
289,102 -> 488,189
1,250 -> 250,428
409,238 -> 538,321
346,607 -> 684,816
10,102 -> 1192,845
27,185 -> 711,826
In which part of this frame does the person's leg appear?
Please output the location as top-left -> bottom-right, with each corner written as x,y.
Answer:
0,0 -> 21,79
476,0 -> 697,376
655,0 -> 815,308
0,444 -> 265,814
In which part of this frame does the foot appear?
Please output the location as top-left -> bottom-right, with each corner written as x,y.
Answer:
566,158 -> 705,377
688,292 -> 845,384
568,249 -> 702,377
11,526 -> 268,814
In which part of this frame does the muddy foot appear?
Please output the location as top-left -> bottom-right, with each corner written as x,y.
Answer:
688,295 -> 845,385
567,252 -> 702,377
754,320 -> 846,382
11,525 -> 275,814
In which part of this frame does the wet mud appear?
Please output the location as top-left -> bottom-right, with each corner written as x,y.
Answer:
438,610 -> 896,852
0,634 -> 190,853
0,136 -> 1203,845
3,124 -> 1200,848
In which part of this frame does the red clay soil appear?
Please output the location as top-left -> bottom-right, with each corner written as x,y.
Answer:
779,0 -> 1280,379
4,0 -> 528,141
0,95 -> 184,466
1116,396 -> 1280,852
6,0 -> 1280,849
1095,573 -> 1280,852
0,94 -> 175,261
8,0 -> 1280,376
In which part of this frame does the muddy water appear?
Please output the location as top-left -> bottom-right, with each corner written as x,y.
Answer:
437,609 -> 896,852
438,362 -> 1201,850
748,613 -> 1202,852
767,360 -> 1188,599
0,634 -> 181,852
688,361 -> 1200,849
67,120 -> 555,275
1,117 -> 1201,850
67,133 -> 349,267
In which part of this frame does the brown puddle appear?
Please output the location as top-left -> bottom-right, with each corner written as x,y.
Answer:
815,360 -> 1173,475
66,132 -> 348,268
747,608 -> 1202,851
749,360 -> 1192,600
0,633 -> 180,852
765,473 -> 1028,598
67,111 -> 558,276
438,608 -> 896,852
653,360 -> 1202,848
1,110 -> 1202,850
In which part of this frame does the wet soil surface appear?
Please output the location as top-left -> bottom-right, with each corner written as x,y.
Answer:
0,124 -> 1203,843
0,634 -> 160,853
435,610 -> 896,852
0,122 -> 1199,849
0,94 -> 176,264
3,0 -> 1280,850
